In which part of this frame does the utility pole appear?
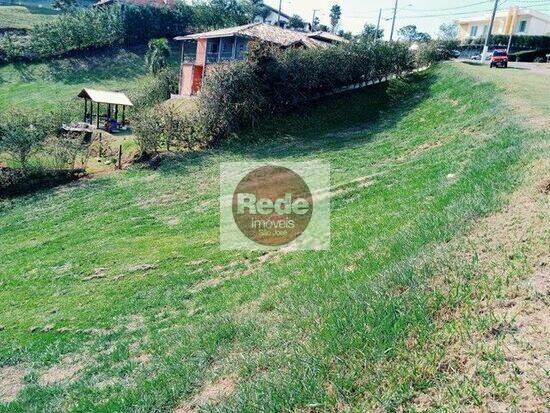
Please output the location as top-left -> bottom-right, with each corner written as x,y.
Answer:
506,9 -> 517,54
376,8 -> 382,39
481,0 -> 499,62
389,0 -> 398,41
312,8 -> 320,31
277,0 -> 282,26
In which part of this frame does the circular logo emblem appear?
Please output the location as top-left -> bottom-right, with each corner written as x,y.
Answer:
231,165 -> 313,246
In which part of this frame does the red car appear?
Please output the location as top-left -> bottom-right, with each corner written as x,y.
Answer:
490,50 -> 508,68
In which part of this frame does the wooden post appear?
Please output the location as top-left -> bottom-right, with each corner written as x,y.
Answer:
117,144 -> 122,170
90,100 -> 93,123
114,105 -> 119,123
98,132 -> 102,157
232,36 -> 237,59
122,106 -> 125,125
83,98 -> 87,122
96,102 -> 100,128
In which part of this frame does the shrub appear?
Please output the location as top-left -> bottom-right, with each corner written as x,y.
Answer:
0,166 -> 85,198
192,40 -> 427,142
130,66 -> 179,109
509,48 -> 550,62
133,103 -> 203,155
463,34 -> 550,50
0,1 -> 248,63
45,132 -> 91,170
0,110 -> 60,169
30,6 -> 124,59
145,38 -> 171,74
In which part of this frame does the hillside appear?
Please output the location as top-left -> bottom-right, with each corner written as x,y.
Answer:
0,5 -> 57,30
0,63 -> 548,411
0,43 -> 179,113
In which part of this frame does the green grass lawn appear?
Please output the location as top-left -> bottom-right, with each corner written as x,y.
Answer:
0,5 -> 56,30
0,63 -> 547,412
0,44 -> 179,114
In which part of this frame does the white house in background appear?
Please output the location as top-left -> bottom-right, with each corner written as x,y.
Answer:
253,4 -> 311,31
456,7 -> 550,40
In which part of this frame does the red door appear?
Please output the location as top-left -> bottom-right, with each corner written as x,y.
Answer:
192,65 -> 203,94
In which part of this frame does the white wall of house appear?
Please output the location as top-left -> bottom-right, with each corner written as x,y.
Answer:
254,10 -> 290,26
457,8 -> 550,40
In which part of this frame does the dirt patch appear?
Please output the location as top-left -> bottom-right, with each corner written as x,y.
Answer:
174,377 -> 236,413
131,353 -> 152,364
0,365 -> 26,403
125,314 -> 145,332
82,267 -> 107,281
127,263 -> 158,273
412,156 -> 549,410
39,355 -> 84,386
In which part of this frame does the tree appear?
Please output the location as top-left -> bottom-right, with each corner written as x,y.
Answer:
0,111 -> 54,169
145,38 -> 171,75
398,25 -> 431,42
312,16 -> 320,31
51,0 -> 77,11
338,30 -> 353,40
360,23 -> 383,41
438,22 -> 458,40
288,14 -> 305,29
246,0 -> 270,23
329,4 -> 341,33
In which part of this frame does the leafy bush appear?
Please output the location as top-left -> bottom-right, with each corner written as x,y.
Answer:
509,48 -> 550,62
0,110 -> 61,169
133,104 -> 202,155
129,66 -> 179,109
0,1 -> 249,62
123,3 -> 193,45
145,38 -> 171,74
30,6 -> 123,59
463,35 -> 550,50
193,40 -> 425,142
0,166 -> 85,198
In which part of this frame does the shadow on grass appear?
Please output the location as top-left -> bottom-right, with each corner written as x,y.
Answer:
156,70 -> 437,176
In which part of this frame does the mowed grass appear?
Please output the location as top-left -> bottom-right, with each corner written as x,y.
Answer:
0,44 -> 179,113
0,63 -> 545,411
0,5 -> 56,30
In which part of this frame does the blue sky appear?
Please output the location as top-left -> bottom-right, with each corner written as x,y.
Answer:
265,0 -> 550,37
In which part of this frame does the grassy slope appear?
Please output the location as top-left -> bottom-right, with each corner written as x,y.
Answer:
0,44 -> 178,113
0,63 -> 544,412
0,5 -> 56,29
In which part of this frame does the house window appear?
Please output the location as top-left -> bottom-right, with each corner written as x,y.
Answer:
518,20 -> 527,33
470,25 -> 478,37
220,37 -> 234,60
207,40 -> 219,54
482,25 -> 488,36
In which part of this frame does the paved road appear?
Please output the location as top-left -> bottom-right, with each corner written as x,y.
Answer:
506,62 -> 550,76
458,59 -> 550,76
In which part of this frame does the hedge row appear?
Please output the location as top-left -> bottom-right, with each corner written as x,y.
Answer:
0,4 -> 195,61
0,2 -> 234,62
135,40 -> 446,151
0,167 -> 85,199
462,34 -> 550,50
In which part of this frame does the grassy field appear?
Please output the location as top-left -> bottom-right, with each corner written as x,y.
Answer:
0,5 -> 56,30
0,44 -> 179,113
0,63 -> 548,411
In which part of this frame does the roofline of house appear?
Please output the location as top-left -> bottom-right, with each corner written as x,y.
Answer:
263,4 -> 292,20
455,7 -> 550,24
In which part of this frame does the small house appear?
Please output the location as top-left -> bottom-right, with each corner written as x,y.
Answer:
174,23 -> 347,96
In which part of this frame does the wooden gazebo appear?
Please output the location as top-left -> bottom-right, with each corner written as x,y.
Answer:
78,89 -> 133,130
